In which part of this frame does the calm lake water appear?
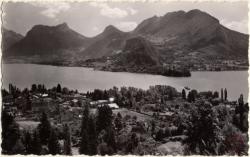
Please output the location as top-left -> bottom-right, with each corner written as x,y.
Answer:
2,64 -> 249,101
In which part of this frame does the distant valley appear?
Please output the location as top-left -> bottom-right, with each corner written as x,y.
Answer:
2,9 -> 249,76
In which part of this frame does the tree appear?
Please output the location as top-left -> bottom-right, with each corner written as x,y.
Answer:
87,116 -> 97,155
62,87 -> 69,94
221,88 -> 224,101
155,129 -> 164,141
114,113 -> 123,132
30,130 -> 42,155
169,89 -> 173,100
81,104 -> 90,135
103,90 -> 109,99
79,104 -> 94,155
213,91 -> 219,98
31,84 -> 37,92
24,131 -> 32,154
104,127 -> 116,153
12,139 -> 25,154
38,84 -> 42,93
1,109 -> 21,154
182,89 -> 186,99
9,83 -> 13,94
1,109 -> 14,134
126,133 -> 139,153
96,105 -> 113,133
79,129 -> 88,154
42,84 -> 47,93
238,94 -> 245,132
48,129 -> 61,155
26,95 -> 32,111
38,112 -> 51,144
117,112 -> 122,119
2,89 -> 9,97
79,112 -> 97,155
188,91 -> 195,102
151,120 -> 156,135
56,84 -> 62,93
63,124 -> 72,155
185,102 -> 219,155
224,88 -> 227,101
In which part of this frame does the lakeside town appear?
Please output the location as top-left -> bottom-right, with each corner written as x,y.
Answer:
2,1 -> 249,156
5,55 -> 247,73
2,83 -> 248,155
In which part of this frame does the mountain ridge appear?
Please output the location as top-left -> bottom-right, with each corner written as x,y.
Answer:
5,23 -> 90,58
3,9 -> 249,71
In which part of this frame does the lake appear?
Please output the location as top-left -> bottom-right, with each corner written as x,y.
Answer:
2,64 -> 249,101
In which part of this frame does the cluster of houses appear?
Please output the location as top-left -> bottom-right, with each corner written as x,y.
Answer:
90,97 -> 119,109
2,89 -> 120,132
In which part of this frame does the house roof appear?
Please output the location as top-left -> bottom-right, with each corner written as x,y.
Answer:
107,103 -> 119,109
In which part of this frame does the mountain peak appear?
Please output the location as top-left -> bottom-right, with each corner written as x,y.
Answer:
56,22 -> 69,29
185,9 -> 219,22
2,27 -> 24,51
9,22 -> 88,56
187,9 -> 203,14
163,10 -> 185,17
103,25 -> 121,34
30,22 -> 70,32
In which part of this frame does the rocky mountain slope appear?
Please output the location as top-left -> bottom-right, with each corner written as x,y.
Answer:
114,37 -> 159,66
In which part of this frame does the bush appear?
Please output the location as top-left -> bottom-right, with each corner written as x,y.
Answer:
98,142 -> 113,155
164,127 -> 171,137
213,104 -> 231,128
124,115 -> 131,121
131,122 -> 146,133
220,123 -> 248,155
155,129 -> 164,141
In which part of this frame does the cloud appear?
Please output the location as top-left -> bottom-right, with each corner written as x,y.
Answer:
221,19 -> 248,34
31,2 -> 70,18
116,21 -> 138,32
92,26 -> 99,31
89,2 -> 137,18
127,8 -> 137,15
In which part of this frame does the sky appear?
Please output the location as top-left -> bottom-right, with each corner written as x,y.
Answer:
2,0 -> 249,37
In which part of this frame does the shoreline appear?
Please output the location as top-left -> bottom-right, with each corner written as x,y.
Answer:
3,62 -> 249,72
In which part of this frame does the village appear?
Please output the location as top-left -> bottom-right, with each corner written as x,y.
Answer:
2,83 -> 249,155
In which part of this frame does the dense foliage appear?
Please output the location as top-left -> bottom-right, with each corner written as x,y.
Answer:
1,84 -> 249,155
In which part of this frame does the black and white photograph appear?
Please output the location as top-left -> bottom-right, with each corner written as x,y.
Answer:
1,0 -> 249,155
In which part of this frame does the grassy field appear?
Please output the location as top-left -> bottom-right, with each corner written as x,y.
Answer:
17,120 -> 40,131
157,141 -> 184,155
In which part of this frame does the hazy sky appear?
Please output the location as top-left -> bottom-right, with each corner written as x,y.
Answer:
2,1 -> 249,37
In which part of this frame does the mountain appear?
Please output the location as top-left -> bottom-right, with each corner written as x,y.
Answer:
7,23 -> 89,57
3,9 -> 248,71
81,25 -> 129,59
114,37 -> 159,66
2,27 -> 24,51
83,9 -> 248,62
133,9 -> 248,58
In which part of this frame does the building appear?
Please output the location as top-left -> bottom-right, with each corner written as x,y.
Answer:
107,103 -> 119,109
